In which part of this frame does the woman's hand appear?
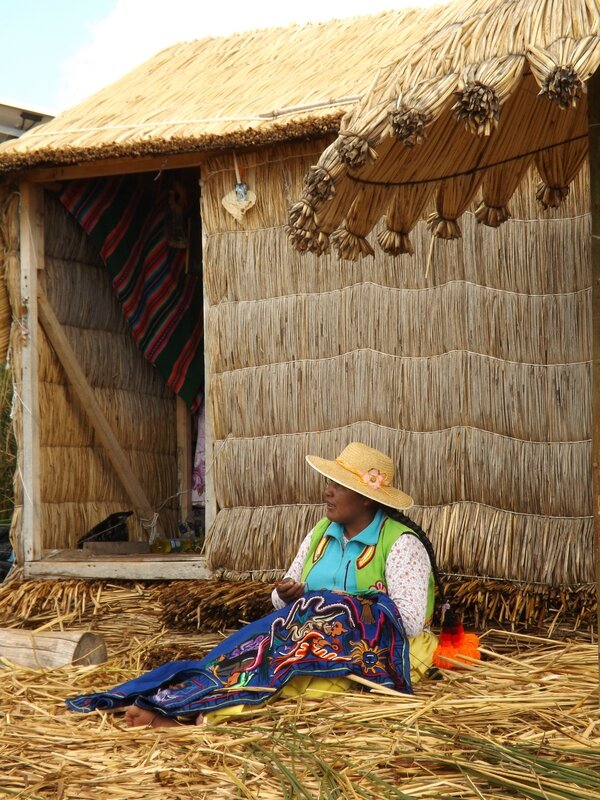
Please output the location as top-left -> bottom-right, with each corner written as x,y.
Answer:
275,578 -> 305,604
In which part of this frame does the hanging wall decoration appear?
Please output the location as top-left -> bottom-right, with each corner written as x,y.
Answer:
221,153 -> 256,223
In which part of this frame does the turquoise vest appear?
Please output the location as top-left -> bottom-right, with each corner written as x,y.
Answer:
300,515 -> 435,622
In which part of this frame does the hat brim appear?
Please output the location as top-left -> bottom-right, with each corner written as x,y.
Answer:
306,455 -> 413,511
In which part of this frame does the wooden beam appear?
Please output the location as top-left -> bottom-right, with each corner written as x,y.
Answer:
37,288 -> 159,538
202,284 -> 217,532
589,68 -> 600,687
25,553 -> 211,580
18,183 -> 43,562
25,132 -> 335,185
27,150 -> 208,183
176,396 -> 193,521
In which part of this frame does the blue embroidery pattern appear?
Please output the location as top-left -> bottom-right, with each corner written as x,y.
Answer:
66,591 -> 412,717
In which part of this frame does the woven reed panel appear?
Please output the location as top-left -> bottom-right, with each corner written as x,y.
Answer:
201,138 -> 591,585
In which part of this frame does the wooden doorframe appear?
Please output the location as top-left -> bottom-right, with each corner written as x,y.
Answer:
18,182 -> 43,563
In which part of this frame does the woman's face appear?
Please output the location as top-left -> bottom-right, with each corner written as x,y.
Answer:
323,479 -> 370,525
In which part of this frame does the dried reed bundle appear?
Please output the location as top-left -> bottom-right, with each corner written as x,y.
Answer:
0,186 -> 17,364
44,195 -> 100,264
0,366 -> 15,523
440,575 -> 597,633
204,153 -> 589,303
208,426 -> 591,516
158,579 -> 274,632
40,446 -> 176,504
0,575 -> 595,648
38,333 -> 171,399
37,502 -> 177,549
207,278 -> 590,374
38,383 -> 175,452
289,3 -> 597,257
209,354 -> 590,489
201,140 -> 333,235
0,580 -> 168,656
44,258 -> 127,332
377,183 -> 433,255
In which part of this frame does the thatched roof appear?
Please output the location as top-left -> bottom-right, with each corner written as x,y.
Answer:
0,7 -> 446,174
287,0 -> 600,259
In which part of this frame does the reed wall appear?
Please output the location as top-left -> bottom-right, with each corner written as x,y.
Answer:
0,185 -> 17,365
9,191 -> 179,550
201,137 -> 591,585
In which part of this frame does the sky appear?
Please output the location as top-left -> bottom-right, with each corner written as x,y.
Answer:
1,0 -> 446,116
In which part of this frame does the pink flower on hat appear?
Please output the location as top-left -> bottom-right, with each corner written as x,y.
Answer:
361,468 -> 386,490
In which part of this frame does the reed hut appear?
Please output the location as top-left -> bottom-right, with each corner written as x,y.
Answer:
0,0 -> 598,625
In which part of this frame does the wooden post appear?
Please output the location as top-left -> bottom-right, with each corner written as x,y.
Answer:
201,172 -> 217,533
203,350 -> 216,531
37,289 -> 159,539
176,396 -> 193,521
18,183 -> 43,563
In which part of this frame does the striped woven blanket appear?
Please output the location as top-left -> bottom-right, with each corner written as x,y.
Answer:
60,175 -> 203,410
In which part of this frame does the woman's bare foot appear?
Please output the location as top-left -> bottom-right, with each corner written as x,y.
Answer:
124,705 -> 179,728
195,714 -> 205,726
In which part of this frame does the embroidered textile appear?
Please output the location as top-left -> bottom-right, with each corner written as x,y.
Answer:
66,591 -> 412,717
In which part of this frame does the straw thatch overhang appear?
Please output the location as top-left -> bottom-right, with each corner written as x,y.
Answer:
288,0 -> 600,259
0,8 -> 447,178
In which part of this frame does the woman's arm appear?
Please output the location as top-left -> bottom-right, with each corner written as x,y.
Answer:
271,530 -> 313,609
385,534 -> 431,638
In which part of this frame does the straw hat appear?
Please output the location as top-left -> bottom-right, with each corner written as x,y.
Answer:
306,442 -> 413,510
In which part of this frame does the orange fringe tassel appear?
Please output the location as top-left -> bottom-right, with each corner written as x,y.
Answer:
433,608 -> 481,669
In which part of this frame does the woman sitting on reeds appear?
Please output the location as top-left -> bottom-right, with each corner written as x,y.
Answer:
67,442 -> 446,728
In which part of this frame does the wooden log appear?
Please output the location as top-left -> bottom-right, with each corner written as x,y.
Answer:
0,628 -> 107,669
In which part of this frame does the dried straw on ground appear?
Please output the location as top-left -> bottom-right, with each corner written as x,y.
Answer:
0,579 -> 598,800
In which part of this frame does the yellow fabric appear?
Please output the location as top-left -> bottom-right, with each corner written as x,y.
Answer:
408,630 -> 439,684
204,675 -> 351,723
280,675 -> 352,698
204,633 -> 438,724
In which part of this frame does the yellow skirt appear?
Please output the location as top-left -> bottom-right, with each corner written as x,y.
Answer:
204,630 -> 438,724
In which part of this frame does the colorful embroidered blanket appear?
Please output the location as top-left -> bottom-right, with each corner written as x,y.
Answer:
66,591 -> 412,717
60,175 -> 204,411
